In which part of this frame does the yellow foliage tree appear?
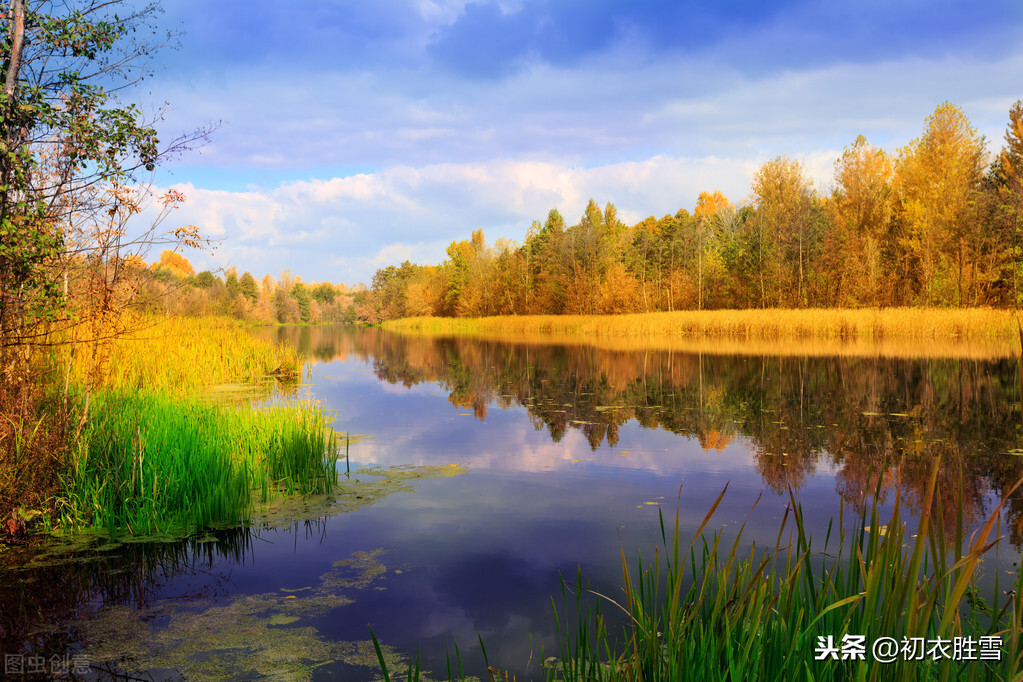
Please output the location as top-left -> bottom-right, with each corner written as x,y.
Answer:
154,250 -> 196,280
897,102 -> 986,305
693,190 -> 734,309
751,157 -> 814,306
694,190 -> 733,219
831,136 -> 895,305
998,100 -> 1023,303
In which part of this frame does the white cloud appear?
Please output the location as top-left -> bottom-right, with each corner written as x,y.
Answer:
142,153 -> 779,283
136,41 -> 1023,285
152,43 -> 1023,178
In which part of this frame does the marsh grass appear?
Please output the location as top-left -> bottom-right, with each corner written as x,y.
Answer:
386,309 -> 1020,344
385,329 -> 1016,360
59,315 -> 303,397
36,315 -> 337,537
547,469 -> 1023,681
58,390 -> 338,536
378,464 -> 1023,681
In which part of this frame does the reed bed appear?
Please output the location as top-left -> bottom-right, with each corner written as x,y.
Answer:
546,471 -> 1023,681
60,315 -> 302,396
59,390 -> 338,536
378,465 -> 1023,681
385,308 -> 1021,343
43,315 -> 339,537
386,329 -> 1017,360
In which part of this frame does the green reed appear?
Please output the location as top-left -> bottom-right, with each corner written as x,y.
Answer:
546,468 -> 1023,681
376,463 -> 1023,681
58,390 -> 338,536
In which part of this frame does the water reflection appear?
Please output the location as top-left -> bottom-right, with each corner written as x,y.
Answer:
264,325 -> 1023,547
0,526 -> 253,663
5,325 -> 1021,679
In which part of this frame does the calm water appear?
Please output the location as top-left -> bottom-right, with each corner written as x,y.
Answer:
3,325 -> 1023,679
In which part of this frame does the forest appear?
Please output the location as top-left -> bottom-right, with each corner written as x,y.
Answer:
127,100 -> 1023,329
357,102 -> 1023,321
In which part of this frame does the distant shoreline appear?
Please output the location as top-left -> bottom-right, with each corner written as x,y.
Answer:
383,308 -> 1023,358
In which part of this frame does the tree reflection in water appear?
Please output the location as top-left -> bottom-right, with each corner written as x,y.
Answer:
0,519 -> 330,667
264,325 -> 1023,548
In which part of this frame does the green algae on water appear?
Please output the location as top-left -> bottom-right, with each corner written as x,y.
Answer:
79,547 -> 394,680
250,463 -> 468,527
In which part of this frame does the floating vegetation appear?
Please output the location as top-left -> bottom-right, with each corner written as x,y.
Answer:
328,548 -> 388,591
78,548 -> 400,680
250,463 -> 468,528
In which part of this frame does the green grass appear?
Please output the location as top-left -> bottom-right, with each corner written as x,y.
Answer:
377,463 -> 1023,681
2,315 -> 338,539
550,473 -> 1022,681
55,390 -> 339,537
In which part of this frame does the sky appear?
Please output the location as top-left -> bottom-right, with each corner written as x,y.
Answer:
129,0 -> 1023,287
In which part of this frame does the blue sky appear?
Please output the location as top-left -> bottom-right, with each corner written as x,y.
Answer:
136,0 -> 1023,287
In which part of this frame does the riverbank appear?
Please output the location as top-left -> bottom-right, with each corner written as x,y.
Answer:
385,308 -> 1021,342
1,316 -> 340,541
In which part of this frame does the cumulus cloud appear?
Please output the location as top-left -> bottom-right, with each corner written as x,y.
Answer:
128,1 -> 1023,286
150,41 -> 1022,185
145,154 -> 779,284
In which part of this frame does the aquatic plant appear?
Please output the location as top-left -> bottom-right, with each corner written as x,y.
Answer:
75,546 -> 400,679
377,464 -> 1023,681
58,390 -> 338,536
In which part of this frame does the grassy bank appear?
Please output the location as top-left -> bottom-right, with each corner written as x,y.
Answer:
385,308 -> 1021,342
378,467 -> 1023,681
3,315 -> 339,538
58,391 -> 337,535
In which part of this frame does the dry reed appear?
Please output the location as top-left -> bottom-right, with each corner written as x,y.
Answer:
385,308 -> 1021,359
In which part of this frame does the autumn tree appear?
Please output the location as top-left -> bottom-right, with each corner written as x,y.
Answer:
830,136 -> 895,305
562,200 -> 604,313
0,0 -> 212,519
896,102 -> 986,305
992,100 -> 1023,304
751,157 -> 816,306
404,267 -> 444,317
0,0 -> 210,368
715,206 -> 760,307
693,190 -> 733,309
644,210 -> 691,311
456,229 -> 498,316
492,238 -> 526,315
153,249 -> 195,280
628,216 -> 659,311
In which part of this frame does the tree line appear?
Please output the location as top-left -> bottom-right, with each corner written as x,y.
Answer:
144,250 -> 367,325
364,102 -> 1023,320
